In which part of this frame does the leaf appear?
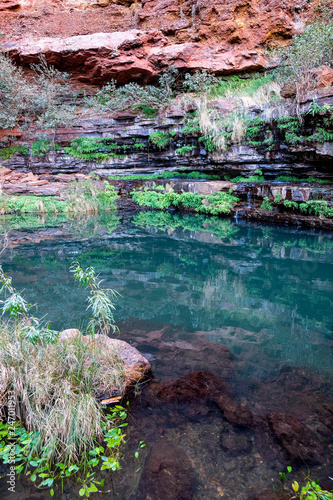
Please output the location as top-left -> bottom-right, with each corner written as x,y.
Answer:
292,481 -> 299,492
287,466 -> 292,473
50,489 -> 54,497
79,488 -> 85,497
88,483 -> 98,493
134,452 -> 139,459
31,474 -> 37,482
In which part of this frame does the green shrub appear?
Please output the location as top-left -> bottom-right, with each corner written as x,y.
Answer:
198,135 -> 217,152
31,139 -> 51,156
283,200 -> 299,210
0,145 -> 29,160
271,18 -> 333,94
64,137 -> 122,162
175,145 -> 196,155
92,68 -> 178,112
139,105 -> 158,118
261,197 -> 273,210
183,70 -> 219,94
149,132 -> 171,149
131,186 -> 239,215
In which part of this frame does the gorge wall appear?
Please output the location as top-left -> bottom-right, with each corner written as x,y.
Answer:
0,0 -> 320,84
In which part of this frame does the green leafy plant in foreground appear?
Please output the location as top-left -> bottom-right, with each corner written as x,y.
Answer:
279,466 -> 333,500
70,261 -> 119,335
0,266 -> 142,498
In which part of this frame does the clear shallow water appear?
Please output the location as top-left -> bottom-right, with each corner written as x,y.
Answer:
1,211 -> 333,499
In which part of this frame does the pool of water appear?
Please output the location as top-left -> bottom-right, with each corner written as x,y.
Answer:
1,210 -> 333,499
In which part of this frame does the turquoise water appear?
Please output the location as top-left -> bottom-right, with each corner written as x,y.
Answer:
1,211 -> 333,499
2,211 -> 333,377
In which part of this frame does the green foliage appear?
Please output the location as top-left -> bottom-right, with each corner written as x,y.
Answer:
64,137 -> 123,162
245,117 -> 266,139
133,142 -> 145,149
175,145 -> 196,155
230,171 -> 265,183
0,266 -> 136,499
307,128 -> 333,143
108,170 -> 217,181
299,200 -> 333,218
274,193 -> 283,203
279,466 -> 333,500
276,176 -> 329,184
283,200 -> 299,211
0,145 -> 29,159
198,135 -> 217,152
180,112 -> 201,135
306,99 -> 323,117
70,261 -> 119,335
92,68 -> 178,112
0,181 -> 118,215
292,479 -> 333,499
149,132 -> 171,149
271,18 -> 333,93
276,116 -> 301,132
285,132 -> 304,145
31,139 -> 51,156
213,73 -> 275,98
261,196 -> 273,210
131,186 -> 239,215
183,70 -> 219,94
0,54 -> 77,132
139,105 -> 158,118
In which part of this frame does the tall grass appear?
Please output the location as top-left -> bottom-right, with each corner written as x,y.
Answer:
0,265 -> 131,496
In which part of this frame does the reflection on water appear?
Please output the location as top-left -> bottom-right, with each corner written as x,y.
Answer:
0,211 -> 333,499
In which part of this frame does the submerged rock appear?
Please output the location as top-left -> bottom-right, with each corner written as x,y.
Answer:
134,440 -> 194,500
267,412 -> 325,465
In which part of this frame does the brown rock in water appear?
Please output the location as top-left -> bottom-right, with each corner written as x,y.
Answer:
215,394 -> 253,428
154,370 -> 233,403
59,329 -> 151,401
134,440 -> 194,500
267,412 -> 325,465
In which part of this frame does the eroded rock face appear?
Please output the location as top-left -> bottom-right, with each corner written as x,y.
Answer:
5,30 -> 269,84
0,0 -> 317,83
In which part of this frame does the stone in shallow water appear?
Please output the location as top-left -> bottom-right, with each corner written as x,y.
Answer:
133,440 -> 194,500
220,429 -> 253,456
267,412 -> 325,465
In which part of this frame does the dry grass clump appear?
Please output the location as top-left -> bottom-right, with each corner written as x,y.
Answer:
0,323 -> 126,463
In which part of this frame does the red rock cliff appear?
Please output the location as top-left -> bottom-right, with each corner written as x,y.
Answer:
0,0 -> 320,84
